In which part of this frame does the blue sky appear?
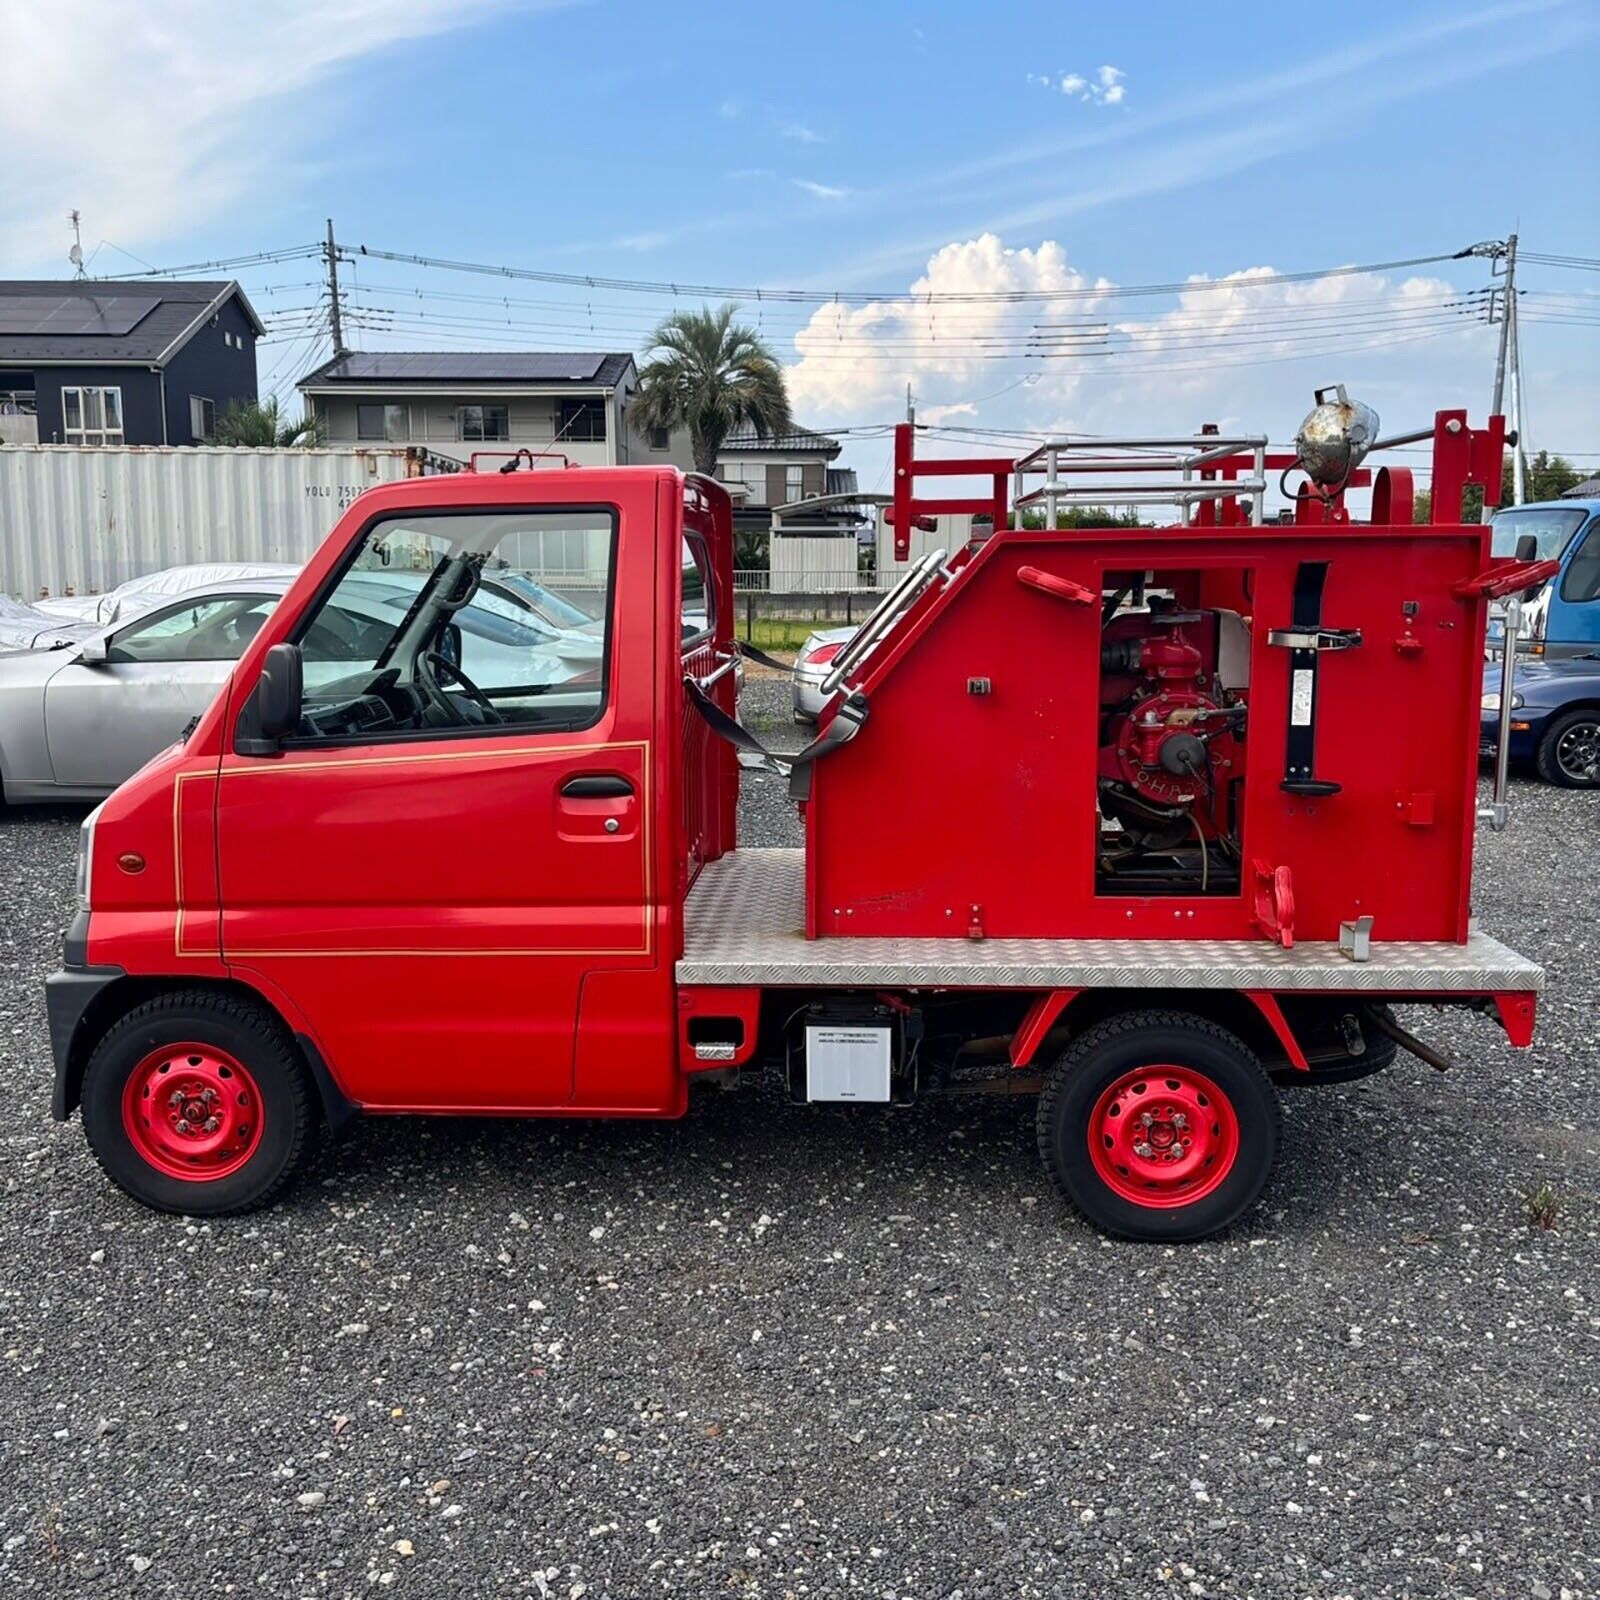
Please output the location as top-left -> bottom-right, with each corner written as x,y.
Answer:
4,0 -> 1596,488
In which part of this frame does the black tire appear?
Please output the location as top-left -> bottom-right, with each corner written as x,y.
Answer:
80,989 -> 314,1216
1270,1004 -> 1399,1087
1037,1009 -> 1281,1242
1534,708 -> 1600,788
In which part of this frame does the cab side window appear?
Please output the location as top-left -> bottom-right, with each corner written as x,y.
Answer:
288,509 -> 616,741
108,594 -> 276,663
1560,520 -> 1600,604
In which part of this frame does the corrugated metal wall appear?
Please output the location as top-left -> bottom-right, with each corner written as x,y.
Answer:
769,535 -> 859,594
0,445 -> 416,599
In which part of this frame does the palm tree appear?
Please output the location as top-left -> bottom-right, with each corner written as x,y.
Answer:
631,303 -> 791,476
211,397 -> 326,447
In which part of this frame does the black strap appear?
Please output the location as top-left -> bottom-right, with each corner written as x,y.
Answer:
682,675 -> 868,800
734,640 -> 794,672
1280,562 -> 1340,797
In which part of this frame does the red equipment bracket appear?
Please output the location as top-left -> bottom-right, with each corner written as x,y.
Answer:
1009,989 -> 1079,1068
891,424 -> 1011,561
1429,410 -> 1507,523
1251,860 -> 1296,949
1493,992 -> 1537,1049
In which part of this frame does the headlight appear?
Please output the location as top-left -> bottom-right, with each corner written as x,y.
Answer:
1480,692 -> 1525,712
76,801 -> 104,910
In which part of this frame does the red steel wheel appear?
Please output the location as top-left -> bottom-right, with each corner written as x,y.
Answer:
1087,1063 -> 1240,1209
121,1042 -> 266,1182
1037,1009 -> 1281,1241
82,989 -> 313,1214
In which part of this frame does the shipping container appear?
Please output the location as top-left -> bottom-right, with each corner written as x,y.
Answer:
0,445 -> 424,601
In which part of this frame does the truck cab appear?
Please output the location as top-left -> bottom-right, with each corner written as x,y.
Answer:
47,465 -> 740,1205
1487,497 -> 1600,659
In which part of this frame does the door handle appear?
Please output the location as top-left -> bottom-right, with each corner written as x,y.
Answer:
560,774 -> 635,798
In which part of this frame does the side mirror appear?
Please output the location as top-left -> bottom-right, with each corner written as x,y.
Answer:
237,642 -> 303,756
75,635 -> 109,666
1512,533 -> 1548,603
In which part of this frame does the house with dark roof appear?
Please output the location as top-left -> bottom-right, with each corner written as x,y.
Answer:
296,350 -> 682,469
0,279 -> 263,446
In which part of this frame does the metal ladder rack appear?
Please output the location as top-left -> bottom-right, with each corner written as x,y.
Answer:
1012,435 -> 1269,528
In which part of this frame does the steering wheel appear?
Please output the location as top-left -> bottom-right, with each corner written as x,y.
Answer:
419,651 -> 504,725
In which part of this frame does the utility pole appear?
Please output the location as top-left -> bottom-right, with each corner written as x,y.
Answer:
325,218 -> 347,358
1508,280 -> 1526,505
905,382 -> 915,425
1489,233 -> 1517,419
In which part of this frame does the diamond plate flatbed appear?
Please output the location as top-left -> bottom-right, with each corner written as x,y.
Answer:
677,849 -> 1543,993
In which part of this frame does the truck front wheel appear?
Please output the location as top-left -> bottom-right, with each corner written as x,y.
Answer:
80,990 -> 314,1216
1037,1010 -> 1281,1242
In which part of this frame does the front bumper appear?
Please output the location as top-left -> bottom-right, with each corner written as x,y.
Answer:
1479,713 -> 1540,764
45,909 -> 123,1121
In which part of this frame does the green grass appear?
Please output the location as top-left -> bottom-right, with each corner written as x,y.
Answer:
736,617 -> 826,651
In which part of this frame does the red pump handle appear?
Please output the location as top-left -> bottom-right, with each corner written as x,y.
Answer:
1017,566 -> 1097,606
1452,557 -> 1561,600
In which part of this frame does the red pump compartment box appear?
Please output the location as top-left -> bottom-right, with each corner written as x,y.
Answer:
804,521 -> 1492,946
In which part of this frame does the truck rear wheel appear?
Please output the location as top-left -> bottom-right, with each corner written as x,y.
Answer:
80,989 -> 313,1216
1037,1009 -> 1280,1241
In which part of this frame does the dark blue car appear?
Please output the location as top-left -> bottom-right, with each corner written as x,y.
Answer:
1480,653 -> 1600,788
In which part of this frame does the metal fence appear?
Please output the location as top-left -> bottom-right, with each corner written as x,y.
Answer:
732,568 -> 890,594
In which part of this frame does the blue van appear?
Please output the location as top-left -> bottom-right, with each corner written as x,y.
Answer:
1485,498 -> 1600,659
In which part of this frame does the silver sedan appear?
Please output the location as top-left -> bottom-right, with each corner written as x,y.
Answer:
0,571 -> 609,802
791,625 -> 855,722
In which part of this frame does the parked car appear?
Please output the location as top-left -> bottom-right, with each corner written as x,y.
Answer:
0,568 -> 605,802
32,563 -> 301,626
1485,498 -> 1600,661
0,596 -> 96,653
1480,653 -> 1600,787
792,625 -> 855,722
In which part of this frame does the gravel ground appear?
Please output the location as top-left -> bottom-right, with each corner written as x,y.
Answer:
0,682 -> 1595,1599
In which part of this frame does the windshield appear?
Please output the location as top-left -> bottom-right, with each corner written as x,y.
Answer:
1489,506 -> 1589,561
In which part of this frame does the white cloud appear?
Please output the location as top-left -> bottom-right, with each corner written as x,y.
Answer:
786,233 -> 1108,416
780,232 -> 1509,507
0,0 -> 538,267
1026,62 -> 1127,105
719,98 -> 744,119
793,180 -> 849,201
780,120 -> 825,144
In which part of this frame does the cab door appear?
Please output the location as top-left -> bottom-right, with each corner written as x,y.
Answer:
210,493 -> 666,1113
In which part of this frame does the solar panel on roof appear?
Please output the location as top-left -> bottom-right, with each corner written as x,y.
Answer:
332,352 -> 607,383
0,295 -> 156,338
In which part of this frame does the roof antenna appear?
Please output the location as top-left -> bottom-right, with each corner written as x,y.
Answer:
68,210 -> 85,278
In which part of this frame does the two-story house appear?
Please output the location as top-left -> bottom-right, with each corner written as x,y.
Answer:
295,350 -> 693,469
717,422 -> 869,588
0,278 -> 263,447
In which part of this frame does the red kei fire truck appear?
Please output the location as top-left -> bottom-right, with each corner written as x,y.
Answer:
45,394 -> 1550,1240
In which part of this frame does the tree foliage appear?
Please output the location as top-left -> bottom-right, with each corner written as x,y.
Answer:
211,397 -> 326,448
631,304 -> 791,475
